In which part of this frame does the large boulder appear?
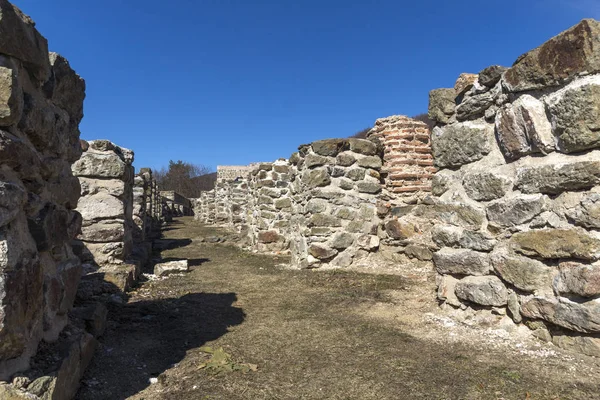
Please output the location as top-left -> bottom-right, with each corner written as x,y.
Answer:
495,95 -> 554,160
428,88 -> 456,124
510,228 -> 600,261
431,121 -> 494,168
454,276 -> 508,307
515,156 -> 600,194
546,76 -> 600,153
433,248 -> 491,276
0,0 -> 50,82
504,19 -> 600,92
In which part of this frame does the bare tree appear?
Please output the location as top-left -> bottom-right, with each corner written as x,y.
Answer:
155,160 -> 214,198
350,127 -> 372,139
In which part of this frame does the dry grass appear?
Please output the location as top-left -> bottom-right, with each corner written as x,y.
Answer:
78,218 -> 600,400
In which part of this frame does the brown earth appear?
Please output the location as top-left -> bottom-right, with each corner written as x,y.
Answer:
77,217 -> 600,400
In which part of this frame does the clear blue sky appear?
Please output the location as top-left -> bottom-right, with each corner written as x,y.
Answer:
12,0 -> 600,172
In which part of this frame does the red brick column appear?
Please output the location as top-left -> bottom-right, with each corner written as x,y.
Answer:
368,115 -> 436,194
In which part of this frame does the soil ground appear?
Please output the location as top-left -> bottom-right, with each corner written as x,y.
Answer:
77,217 -> 600,400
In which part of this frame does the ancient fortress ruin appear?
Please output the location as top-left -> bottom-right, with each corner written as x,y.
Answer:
0,0 -> 599,396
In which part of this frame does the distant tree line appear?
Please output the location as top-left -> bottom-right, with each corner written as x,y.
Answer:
154,160 -> 216,198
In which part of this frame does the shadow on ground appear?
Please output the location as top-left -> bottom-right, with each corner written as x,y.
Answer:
76,292 -> 244,400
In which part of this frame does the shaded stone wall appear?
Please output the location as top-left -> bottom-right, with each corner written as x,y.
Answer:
428,19 -> 600,356
0,0 -> 87,383
132,168 -> 161,267
160,190 -> 193,219
72,140 -> 140,293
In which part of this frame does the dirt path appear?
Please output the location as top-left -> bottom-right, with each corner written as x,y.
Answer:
77,217 -> 600,400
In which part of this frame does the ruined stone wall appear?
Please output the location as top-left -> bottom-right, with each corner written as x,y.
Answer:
288,139 -> 383,269
194,190 -> 216,224
160,190 -> 193,218
0,0 -> 88,384
250,160 -> 295,252
428,19 -> 600,356
72,140 -> 140,293
131,168 -> 160,267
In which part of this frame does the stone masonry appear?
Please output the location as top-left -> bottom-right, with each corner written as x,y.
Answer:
429,19 -> 600,357
0,0 -> 95,396
72,140 -> 139,293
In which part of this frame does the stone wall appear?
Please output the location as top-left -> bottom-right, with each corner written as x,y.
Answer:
160,190 -> 193,219
0,0 -> 89,386
428,19 -> 600,356
287,139 -> 384,268
250,160 -> 295,252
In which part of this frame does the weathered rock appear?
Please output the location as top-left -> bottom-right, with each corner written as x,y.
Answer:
385,219 -> 416,240
516,158 -> 600,194
404,245 -> 433,261
478,65 -> 507,88
79,220 -> 125,242
431,121 -> 493,168
555,262 -> 600,298
507,291 -> 522,323
428,88 -> 456,124
308,243 -> 337,260
456,86 -> 497,121
521,296 -> 600,333
257,230 -> 281,244
463,171 -> 512,201
311,139 -> 348,157
455,276 -> 508,306
348,139 -> 377,156
356,181 -> 381,194
345,168 -> 366,181
510,228 -> 600,260
491,250 -> 554,293
486,194 -> 547,228
0,63 -> 22,127
565,192 -> 600,229
433,248 -> 491,275
330,232 -> 354,249
336,152 -> 356,166
308,213 -> 341,227
356,156 -> 382,169
546,77 -> 600,153
154,260 -> 189,277
0,1 -> 50,81
459,231 -> 497,252
454,73 -> 478,96
495,95 -> 554,160
76,193 -> 124,221
436,274 -> 462,307
552,333 -> 600,358
301,169 -> 330,188
504,19 -> 600,92
72,151 -> 126,179
356,234 -> 379,250
304,153 -> 329,168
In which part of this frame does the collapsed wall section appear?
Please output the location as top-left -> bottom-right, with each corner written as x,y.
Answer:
428,19 -> 600,356
0,0 -> 89,386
